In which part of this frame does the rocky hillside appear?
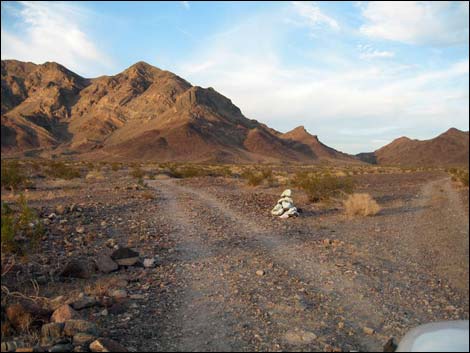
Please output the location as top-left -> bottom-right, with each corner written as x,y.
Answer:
357,128 -> 469,167
1,59 -> 359,164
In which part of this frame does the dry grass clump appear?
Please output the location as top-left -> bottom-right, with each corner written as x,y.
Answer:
141,191 -> 156,200
343,193 -> 381,217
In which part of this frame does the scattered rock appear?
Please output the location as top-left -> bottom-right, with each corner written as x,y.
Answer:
94,256 -> 118,274
40,322 -> 65,346
256,270 -> 265,276
60,260 -> 93,279
363,327 -> 375,335
143,258 -> 155,268
51,305 -> 79,323
76,226 -> 85,234
89,338 -> 128,352
63,320 -> 98,337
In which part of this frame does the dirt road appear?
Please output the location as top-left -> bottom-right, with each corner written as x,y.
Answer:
103,175 -> 466,352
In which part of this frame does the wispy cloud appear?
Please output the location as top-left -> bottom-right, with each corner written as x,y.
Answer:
358,44 -> 395,59
1,1 -> 113,77
360,1 -> 469,46
291,1 -> 339,31
181,1 -> 190,10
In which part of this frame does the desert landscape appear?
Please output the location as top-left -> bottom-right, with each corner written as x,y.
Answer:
1,1 -> 469,352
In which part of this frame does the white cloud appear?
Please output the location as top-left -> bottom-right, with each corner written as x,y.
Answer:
1,1 -> 113,77
291,1 -> 339,30
357,43 -> 395,59
360,1 -> 469,45
176,7 -> 468,153
181,1 -> 190,10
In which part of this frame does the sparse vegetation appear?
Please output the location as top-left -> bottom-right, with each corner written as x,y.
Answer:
241,167 -> 274,186
130,165 -> 145,179
448,168 -> 469,187
1,195 -> 44,254
343,193 -> 381,217
44,161 -> 81,180
1,160 -> 31,191
293,172 -> 354,203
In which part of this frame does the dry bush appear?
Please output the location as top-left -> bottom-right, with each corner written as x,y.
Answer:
343,193 -> 381,217
1,195 -> 44,254
448,168 -> 469,187
141,191 -> 156,200
44,161 -> 80,180
293,172 -> 354,203
85,170 -> 105,180
241,167 -> 273,186
1,160 -> 31,191
130,165 -> 145,179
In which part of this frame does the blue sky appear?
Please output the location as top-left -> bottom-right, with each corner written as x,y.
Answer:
1,1 -> 469,153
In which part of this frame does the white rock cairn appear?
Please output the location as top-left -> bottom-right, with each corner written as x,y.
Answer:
271,189 -> 299,218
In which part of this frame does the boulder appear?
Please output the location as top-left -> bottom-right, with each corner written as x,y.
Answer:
71,296 -> 97,310
40,322 -> 65,346
111,248 -> 139,267
51,305 -> 79,323
95,256 -> 118,274
60,260 -> 94,279
63,320 -> 98,337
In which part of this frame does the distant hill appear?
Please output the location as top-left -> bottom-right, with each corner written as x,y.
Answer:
357,128 -> 469,167
1,59 -> 359,164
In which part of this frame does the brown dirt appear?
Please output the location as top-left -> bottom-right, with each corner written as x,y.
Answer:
1,168 -> 468,351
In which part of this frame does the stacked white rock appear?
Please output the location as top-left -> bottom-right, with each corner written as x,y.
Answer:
271,189 -> 299,218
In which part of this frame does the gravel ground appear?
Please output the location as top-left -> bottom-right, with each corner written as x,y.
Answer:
2,169 -> 468,352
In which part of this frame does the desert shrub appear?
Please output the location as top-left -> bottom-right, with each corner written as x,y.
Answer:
241,169 -> 264,186
293,172 -> 354,203
130,165 -> 145,179
111,162 -> 121,171
1,160 -> 31,190
343,193 -> 381,217
448,168 -> 469,187
1,195 -> 44,254
44,161 -> 80,180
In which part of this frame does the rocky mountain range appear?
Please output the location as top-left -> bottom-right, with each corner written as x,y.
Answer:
357,128 -> 469,167
2,59 -> 468,166
1,59 -> 361,164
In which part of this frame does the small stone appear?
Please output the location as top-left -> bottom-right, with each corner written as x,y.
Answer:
256,270 -> 265,276
71,296 -> 97,310
114,257 -> 139,267
55,205 -> 66,215
89,338 -> 128,352
95,256 -> 118,274
76,226 -> 85,234
383,337 -> 398,352
41,322 -> 65,346
63,320 -> 98,337
111,248 -> 139,266
143,258 -> 155,268
51,305 -> 79,323
281,189 -> 292,197
284,330 -> 317,345
109,289 -> 127,300
6,304 -> 32,332
363,327 -> 375,335
100,309 -> 108,316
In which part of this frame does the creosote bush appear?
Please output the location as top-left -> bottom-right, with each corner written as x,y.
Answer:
44,161 -> 80,180
241,168 -> 273,186
293,172 -> 354,203
343,193 -> 381,217
1,195 -> 44,254
1,160 -> 31,190
448,168 -> 469,187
